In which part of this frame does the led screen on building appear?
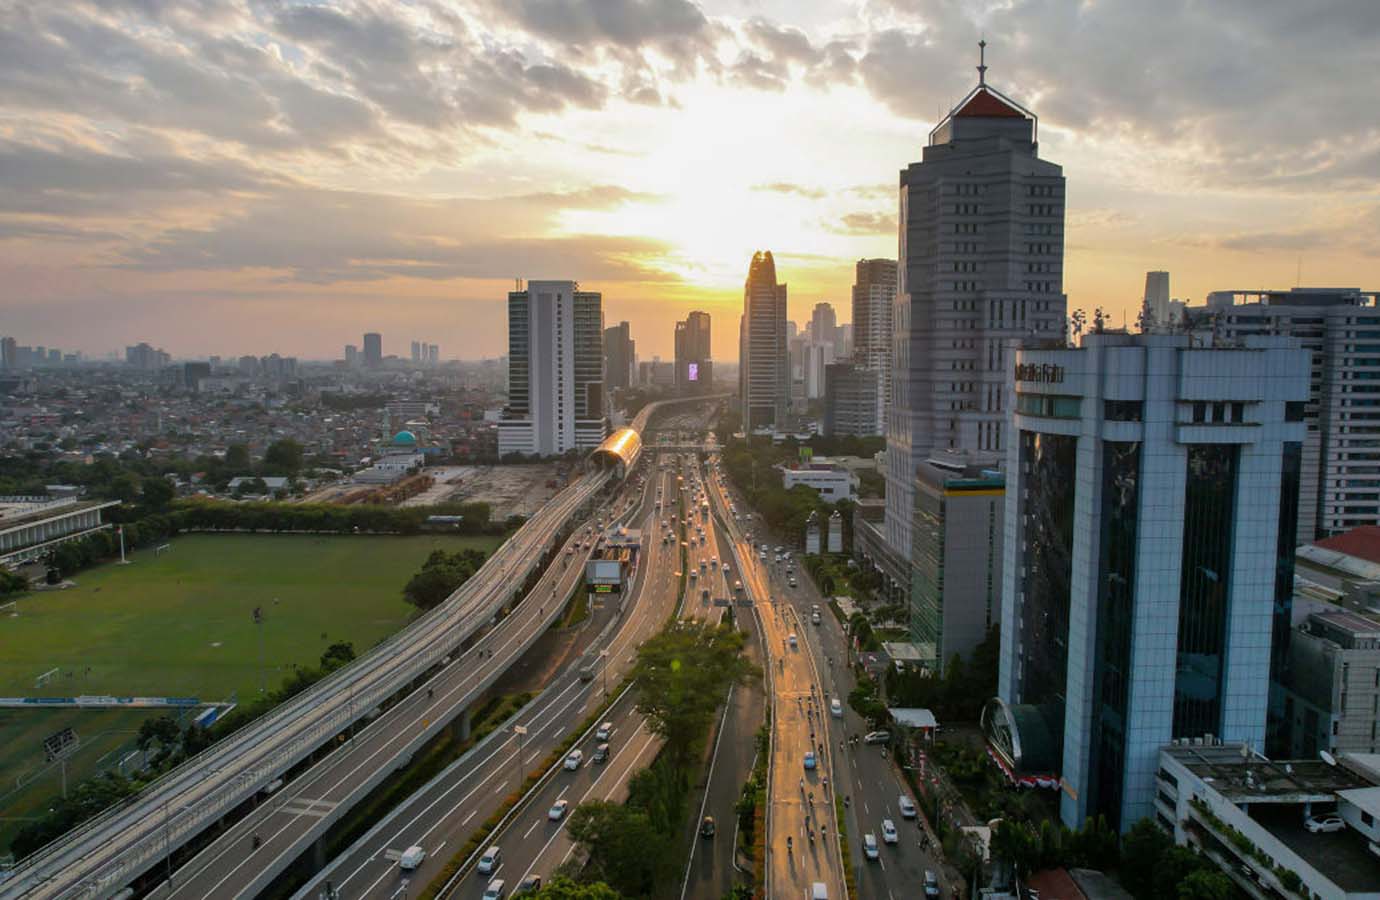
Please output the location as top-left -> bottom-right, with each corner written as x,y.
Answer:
687,362 -> 699,382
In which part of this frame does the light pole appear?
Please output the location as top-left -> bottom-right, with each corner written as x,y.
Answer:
512,725 -> 528,789
599,648 -> 609,697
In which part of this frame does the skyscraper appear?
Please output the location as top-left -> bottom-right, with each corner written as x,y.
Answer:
499,280 -> 608,456
1143,270 -> 1170,328
823,363 -> 880,437
988,332 -> 1308,832
363,333 -> 382,368
809,302 -> 838,348
675,310 -> 712,395
852,259 -> 896,411
1187,287 -> 1380,543
410,340 -> 422,363
0,336 -> 15,369
344,344 -> 358,367
603,321 -> 634,392
885,50 -> 1067,560
739,251 -> 788,431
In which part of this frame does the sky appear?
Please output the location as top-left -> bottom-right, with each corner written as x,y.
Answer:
2,0 -> 1379,362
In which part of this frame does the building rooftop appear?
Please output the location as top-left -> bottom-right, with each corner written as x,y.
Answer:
954,86 -> 1027,119
1163,743 -> 1372,802
0,499 -> 120,533
1313,525 -> 1380,567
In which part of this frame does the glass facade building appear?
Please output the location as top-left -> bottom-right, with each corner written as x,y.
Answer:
997,333 -> 1311,832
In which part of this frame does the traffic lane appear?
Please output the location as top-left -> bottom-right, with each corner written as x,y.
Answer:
170,526 -> 604,899
331,677 -> 597,898
334,472 -> 667,896
457,698 -> 647,895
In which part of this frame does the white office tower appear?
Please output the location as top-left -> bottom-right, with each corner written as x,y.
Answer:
884,52 -> 1067,560
990,332 -> 1308,833
804,340 -> 835,400
852,258 -> 897,434
1186,287 -> 1380,542
1143,271 -> 1170,328
739,251 -> 788,431
499,280 -> 608,457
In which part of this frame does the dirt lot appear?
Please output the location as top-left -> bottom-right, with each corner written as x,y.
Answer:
448,463 -> 570,519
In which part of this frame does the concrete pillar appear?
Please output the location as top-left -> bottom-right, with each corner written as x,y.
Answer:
457,708 -> 472,742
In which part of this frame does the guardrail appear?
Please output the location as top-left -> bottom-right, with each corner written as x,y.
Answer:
3,473 -> 608,899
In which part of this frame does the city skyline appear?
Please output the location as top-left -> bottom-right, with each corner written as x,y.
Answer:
3,2 -> 1378,360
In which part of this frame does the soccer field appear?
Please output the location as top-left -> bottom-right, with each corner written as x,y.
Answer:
0,532 -> 503,854
0,532 -> 502,702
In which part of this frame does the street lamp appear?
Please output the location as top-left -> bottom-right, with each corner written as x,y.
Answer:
599,649 -> 610,697
512,725 -> 528,789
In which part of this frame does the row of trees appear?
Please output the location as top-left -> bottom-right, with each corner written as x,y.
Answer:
564,621 -> 755,896
9,642 -> 358,858
402,548 -> 489,611
172,497 -> 506,536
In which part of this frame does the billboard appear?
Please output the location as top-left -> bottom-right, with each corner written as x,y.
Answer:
585,558 -> 623,586
687,362 -> 699,382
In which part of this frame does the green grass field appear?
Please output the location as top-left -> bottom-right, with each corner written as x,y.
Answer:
0,532 -> 502,853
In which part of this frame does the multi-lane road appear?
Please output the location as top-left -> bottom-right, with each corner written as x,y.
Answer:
712,461 -> 949,900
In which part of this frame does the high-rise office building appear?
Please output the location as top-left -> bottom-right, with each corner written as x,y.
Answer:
739,251 -> 788,431
1143,270 -> 1170,328
411,340 -> 422,363
884,54 -> 1067,561
428,344 -> 439,365
344,344 -> 358,366
363,333 -> 382,367
0,337 -> 15,369
499,280 -> 607,456
1187,287 -> 1380,542
810,302 -> 838,348
823,363 -> 882,437
603,321 -> 635,392
986,332 -> 1308,832
125,342 -> 170,370
675,310 -> 712,395
804,340 -> 834,400
852,259 -> 896,419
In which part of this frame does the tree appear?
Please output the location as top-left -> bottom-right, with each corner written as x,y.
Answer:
566,801 -> 668,897
136,716 -> 182,753
402,548 -> 487,611
530,876 -> 621,899
140,477 -> 175,511
1177,870 -> 1232,900
262,439 -> 304,476
631,621 -> 755,768
224,443 -> 252,473
320,641 -> 356,672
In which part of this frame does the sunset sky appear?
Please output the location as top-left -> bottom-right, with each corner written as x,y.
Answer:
2,0 -> 1378,362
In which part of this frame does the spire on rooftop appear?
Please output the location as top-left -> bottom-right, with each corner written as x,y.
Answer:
977,39 -> 987,86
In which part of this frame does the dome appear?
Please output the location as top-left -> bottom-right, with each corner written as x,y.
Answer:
392,430 -> 417,445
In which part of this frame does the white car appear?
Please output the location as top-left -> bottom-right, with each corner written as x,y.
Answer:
548,799 -> 569,821
564,750 -> 583,770
477,845 -> 502,874
899,795 -> 917,819
398,845 -> 426,870
881,819 -> 898,844
483,878 -> 507,900
863,833 -> 879,860
1304,814 -> 1345,833
596,721 -> 614,741
830,698 -> 843,718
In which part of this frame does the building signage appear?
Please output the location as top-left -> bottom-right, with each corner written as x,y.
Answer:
687,362 -> 699,382
1014,362 -> 1065,384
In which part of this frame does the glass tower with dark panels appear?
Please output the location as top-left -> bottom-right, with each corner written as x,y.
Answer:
739,251 -> 788,431
994,333 -> 1310,832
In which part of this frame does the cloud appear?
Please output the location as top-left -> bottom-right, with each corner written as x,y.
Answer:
753,182 -> 827,199
829,212 -> 897,235
481,0 -> 714,58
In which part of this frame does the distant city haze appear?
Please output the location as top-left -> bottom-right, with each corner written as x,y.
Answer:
2,2 -> 1377,359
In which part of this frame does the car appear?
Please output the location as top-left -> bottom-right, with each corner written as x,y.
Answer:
924,870 -> 942,898
789,578 -> 798,588
689,569 -> 698,580
700,815 -> 716,838
483,878 -> 507,900
864,730 -> 891,745
863,833 -> 879,860
830,698 -> 843,718
1304,814 -> 1345,833
593,742 -> 610,763
812,611 -> 822,625
515,875 -> 542,895
899,794 -> 917,818
477,845 -> 502,874
881,819 -> 898,844
564,749 -> 583,770
722,563 -> 730,573
787,633 -> 798,649
398,845 -> 426,870
803,750 -> 817,769
811,883 -> 829,900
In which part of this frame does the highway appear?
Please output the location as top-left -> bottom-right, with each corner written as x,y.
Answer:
713,464 -> 948,900
2,471 -> 610,900
297,461 -> 683,899
702,459 -> 846,900
447,442 -> 748,899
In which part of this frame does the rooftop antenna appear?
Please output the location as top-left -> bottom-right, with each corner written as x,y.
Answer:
977,39 -> 988,86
